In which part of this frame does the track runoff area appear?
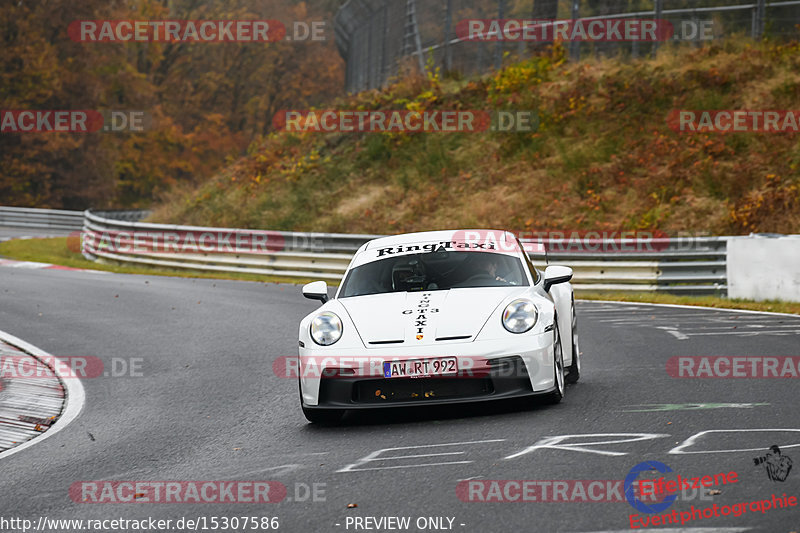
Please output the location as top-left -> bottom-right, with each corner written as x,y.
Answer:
0,263 -> 798,532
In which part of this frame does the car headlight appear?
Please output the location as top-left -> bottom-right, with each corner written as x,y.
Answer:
310,312 -> 343,346
502,299 -> 538,334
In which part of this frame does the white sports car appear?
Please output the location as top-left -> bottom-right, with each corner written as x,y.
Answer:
297,229 -> 580,424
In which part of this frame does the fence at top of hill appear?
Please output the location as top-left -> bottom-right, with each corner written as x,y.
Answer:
335,0 -> 800,93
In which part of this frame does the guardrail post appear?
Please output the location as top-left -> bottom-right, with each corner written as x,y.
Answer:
569,0 -> 580,61
380,1 -> 389,86
532,0 -> 559,49
443,0 -> 453,73
753,0 -> 766,39
495,0 -> 506,70
653,0 -> 663,55
477,38 -> 486,73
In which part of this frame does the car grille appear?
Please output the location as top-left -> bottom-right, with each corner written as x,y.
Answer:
353,377 -> 493,403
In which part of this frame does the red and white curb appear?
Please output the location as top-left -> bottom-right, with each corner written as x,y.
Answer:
0,258 -> 95,272
576,527 -> 752,533
0,332 -> 85,459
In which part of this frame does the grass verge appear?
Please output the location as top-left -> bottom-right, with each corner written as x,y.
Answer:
0,237 -> 316,285
2,237 -> 797,315
152,39 -> 800,236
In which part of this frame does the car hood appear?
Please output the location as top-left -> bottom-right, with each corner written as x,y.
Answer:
338,288 -> 525,347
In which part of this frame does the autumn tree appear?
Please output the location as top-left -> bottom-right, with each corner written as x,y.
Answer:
1,0 -> 343,209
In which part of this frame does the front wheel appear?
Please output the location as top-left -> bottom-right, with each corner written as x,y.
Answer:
543,321 -> 565,404
302,405 -> 344,425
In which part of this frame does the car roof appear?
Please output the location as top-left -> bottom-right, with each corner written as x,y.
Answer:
347,229 -> 544,269
362,229 -> 518,250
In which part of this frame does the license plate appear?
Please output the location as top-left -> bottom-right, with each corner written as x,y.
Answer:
383,357 -> 458,378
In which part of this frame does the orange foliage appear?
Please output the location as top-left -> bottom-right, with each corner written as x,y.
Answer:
0,0 -> 343,209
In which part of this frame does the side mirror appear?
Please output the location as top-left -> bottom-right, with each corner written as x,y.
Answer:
544,266 -> 573,292
302,281 -> 329,303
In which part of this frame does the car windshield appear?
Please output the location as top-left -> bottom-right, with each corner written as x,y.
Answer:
339,250 -> 529,298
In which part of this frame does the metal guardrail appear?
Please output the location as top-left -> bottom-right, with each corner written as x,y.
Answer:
91,210 -> 153,223
547,237 -> 728,294
0,206 -> 85,231
79,210 -> 728,295
0,206 -> 727,293
0,207 -> 152,232
81,210 -> 376,281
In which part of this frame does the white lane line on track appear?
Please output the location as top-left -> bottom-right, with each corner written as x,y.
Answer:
337,438 -> 505,473
656,327 -> 690,340
577,299 -> 800,319
669,429 -> 800,454
0,330 -> 86,461
232,464 -> 301,477
589,314 -> 799,322
590,314 -> 798,322
684,329 -> 800,335
676,324 -> 800,329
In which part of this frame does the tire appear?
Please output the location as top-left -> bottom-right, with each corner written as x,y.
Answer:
299,380 -> 344,425
543,320 -> 566,404
565,299 -> 581,385
302,405 -> 344,425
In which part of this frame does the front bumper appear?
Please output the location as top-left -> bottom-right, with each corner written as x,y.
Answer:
299,332 -> 556,409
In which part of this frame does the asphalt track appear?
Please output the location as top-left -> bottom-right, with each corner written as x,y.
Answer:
1,250 -> 799,533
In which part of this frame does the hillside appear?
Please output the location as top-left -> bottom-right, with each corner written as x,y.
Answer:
150,39 -> 800,235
